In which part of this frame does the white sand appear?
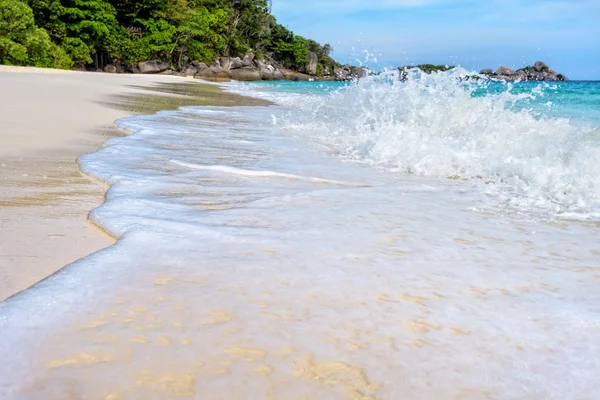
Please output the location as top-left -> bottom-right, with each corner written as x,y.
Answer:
0,66 -> 192,301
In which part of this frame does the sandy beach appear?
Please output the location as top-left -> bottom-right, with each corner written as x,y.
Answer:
0,66 -> 264,301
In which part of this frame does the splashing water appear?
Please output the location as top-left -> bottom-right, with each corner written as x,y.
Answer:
228,69 -> 600,218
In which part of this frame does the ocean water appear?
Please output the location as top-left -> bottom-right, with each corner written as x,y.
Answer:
1,70 -> 600,399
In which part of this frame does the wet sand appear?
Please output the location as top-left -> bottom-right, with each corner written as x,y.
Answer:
0,66 -> 267,301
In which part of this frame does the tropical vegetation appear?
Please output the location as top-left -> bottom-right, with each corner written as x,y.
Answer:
0,0 -> 340,75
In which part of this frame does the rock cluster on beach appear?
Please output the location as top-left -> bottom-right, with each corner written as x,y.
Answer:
103,53 -> 366,82
480,61 -> 568,81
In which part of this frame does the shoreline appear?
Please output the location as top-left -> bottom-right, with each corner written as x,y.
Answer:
0,66 -> 268,301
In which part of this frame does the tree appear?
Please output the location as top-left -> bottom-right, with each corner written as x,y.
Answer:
0,0 -> 72,68
174,7 -> 227,67
60,0 -> 122,64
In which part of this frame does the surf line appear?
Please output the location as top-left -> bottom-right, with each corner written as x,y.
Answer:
169,160 -> 368,187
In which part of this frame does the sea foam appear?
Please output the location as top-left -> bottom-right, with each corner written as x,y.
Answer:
228,69 -> 600,218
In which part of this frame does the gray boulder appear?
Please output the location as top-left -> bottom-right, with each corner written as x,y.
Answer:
260,68 -> 274,81
254,59 -> 267,70
219,57 -> 231,70
104,64 -> 117,73
211,59 -> 221,68
243,53 -> 255,63
184,66 -> 197,77
230,57 -> 243,69
138,60 -> 168,74
480,69 -> 494,75
305,51 -> 318,75
534,61 -> 548,72
352,66 -> 368,79
496,66 -> 515,76
229,67 -> 261,81
273,70 -> 285,80
283,70 -> 312,81
195,66 -> 231,82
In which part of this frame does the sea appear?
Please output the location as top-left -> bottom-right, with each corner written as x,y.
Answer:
1,69 -> 600,399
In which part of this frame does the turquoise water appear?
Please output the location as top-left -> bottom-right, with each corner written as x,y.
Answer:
241,77 -> 600,125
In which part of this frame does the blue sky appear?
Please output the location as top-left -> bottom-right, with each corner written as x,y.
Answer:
271,0 -> 600,80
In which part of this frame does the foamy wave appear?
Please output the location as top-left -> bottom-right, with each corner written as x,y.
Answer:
233,69 -> 600,217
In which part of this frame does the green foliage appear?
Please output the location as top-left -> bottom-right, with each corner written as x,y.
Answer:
274,36 -> 309,68
404,64 -> 455,74
0,0 -> 72,68
15,0 -> 343,73
175,7 -> 227,65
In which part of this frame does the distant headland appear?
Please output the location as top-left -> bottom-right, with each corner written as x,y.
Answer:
398,61 -> 568,81
479,61 -> 568,81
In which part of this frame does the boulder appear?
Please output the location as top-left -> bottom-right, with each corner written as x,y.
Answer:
283,71 -> 312,81
219,57 -> 231,70
159,70 -> 175,75
190,60 -> 202,68
479,69 -> 494,75
557,74 -> 568,81
260,68 -> 274,81
254,59 -> 267,70
243,53 -> 255,63
305,51 -> 318,75
195,66 -> 231,82
184,66 -> 197,76
352,66 -> 368,79
104,64 -> 117,73
211,59 -> 221,68
273,70 -> 285,80
334,67 -> 352,81
534,61 -> 548,72
230,57 -> 243,69
496,66 -> 515,76
229,68 -> 261,81
138,60 -> 168,74
130,66 -> 141,74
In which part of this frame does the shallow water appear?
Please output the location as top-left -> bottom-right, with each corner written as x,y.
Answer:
1,73 -> 600,399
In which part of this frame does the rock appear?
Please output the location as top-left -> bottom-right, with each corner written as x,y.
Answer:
230,57 -> 243,69
334,67 -> 352,81
496,66 -> 515,76
130,66 -> 141,74
480,69 -> 494,75
283,70 -> 312,81
352,66 -> 368,79
229,68 -> 261,81
195,66 -> 231,82
534,61 -> 548,72
557,74 -> 568,81
254,59 -> 267,70
190,60 -> 202,68
273,70 -> 285,80
243,53 -> 255,63
138,60 -> 168,74
305,51 -> 318,75
184,66 -> 197,77
219,57 -> 231,70
104,64 -> 117,73
260,68 -> 274,81
211,59 -> 220,68
159,70 -> 175,75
